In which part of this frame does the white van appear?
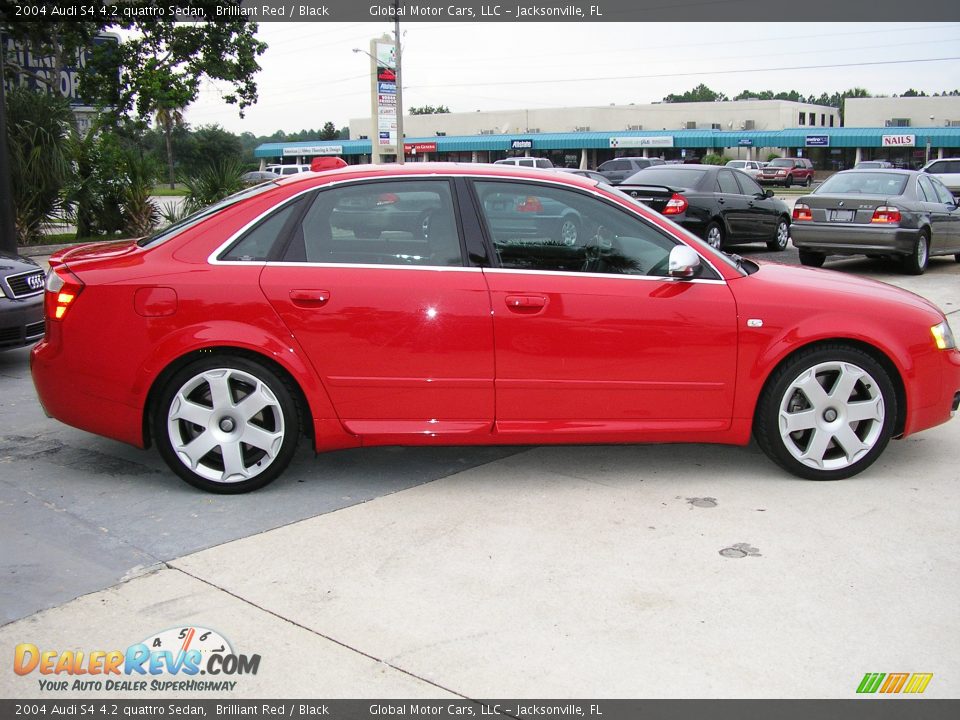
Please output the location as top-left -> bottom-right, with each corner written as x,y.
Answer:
493,157 -> 554,169
265,164 -> 312,176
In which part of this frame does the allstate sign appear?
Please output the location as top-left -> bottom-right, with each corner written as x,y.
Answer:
511,139 -> 533,150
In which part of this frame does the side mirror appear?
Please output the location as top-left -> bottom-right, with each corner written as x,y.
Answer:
668,245 -> 701,279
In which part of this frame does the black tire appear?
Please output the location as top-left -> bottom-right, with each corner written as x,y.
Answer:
784,175 -> 793,188
798,250 -> 825,267
955,253 -> 960,263
556,215 -> 580,246
704,221 -> 724,250
767,217 -> 790,251
805,176 -> 813,187
154,356 -> 300,493
754,344 -> 897,481
901,232 -> 929,275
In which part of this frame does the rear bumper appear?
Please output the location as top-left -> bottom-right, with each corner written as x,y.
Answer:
791,223 -> 920,255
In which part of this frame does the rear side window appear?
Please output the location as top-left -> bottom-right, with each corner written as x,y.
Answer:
281,180 -> 464,267
220,198 -> 306,261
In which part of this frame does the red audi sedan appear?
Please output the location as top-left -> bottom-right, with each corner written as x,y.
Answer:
31,163 -> 960,493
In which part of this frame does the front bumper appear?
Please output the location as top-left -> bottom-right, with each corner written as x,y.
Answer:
791,223 -> 920,256
0,296 -> 44,350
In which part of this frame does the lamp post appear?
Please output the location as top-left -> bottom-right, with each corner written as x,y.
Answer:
926,115 -> 934,163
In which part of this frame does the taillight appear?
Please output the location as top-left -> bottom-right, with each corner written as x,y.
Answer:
516,196 -> 544,213
871,206 -> 901,224
45,267 -> 84,321
376,192 -> 399,206
793,203 -> 813,221
662,193 -> 688,215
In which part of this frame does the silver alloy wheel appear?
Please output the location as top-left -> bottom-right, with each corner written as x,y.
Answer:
706,224 -> 722,249
917,235 -> 928,267
777,360 -> 885,471
775,220 -> 789,249
559,218 -> 579,246
166,368 -> 286,483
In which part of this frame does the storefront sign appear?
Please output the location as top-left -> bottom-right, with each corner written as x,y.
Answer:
882,134 -> 916,147
283,145 -> 342,156
404,142 -> 437,153
511,139 -> 534,150
737,139 -> 754,146
609,136 -> 674,149
805,135 -> 830,147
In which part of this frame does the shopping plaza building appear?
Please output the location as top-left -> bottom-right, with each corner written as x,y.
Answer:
255,96 -> 960,171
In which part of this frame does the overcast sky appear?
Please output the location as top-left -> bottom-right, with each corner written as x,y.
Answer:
183,22 -> 960,136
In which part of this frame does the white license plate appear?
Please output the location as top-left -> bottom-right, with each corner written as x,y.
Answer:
830,209 -> 855,222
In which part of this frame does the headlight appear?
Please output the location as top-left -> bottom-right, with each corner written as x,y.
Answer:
931,320 -> 957,350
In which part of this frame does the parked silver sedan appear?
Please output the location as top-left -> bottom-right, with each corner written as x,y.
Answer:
791,169 -> 960,274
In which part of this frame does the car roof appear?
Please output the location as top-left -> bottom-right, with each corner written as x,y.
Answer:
272,161 -> 600,190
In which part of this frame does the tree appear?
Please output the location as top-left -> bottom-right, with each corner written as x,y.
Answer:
319,121 -> 338,140
663,84 -> 728,103
155,105 -> 185,189
2,9 -> 267,122
409,105 -> 451,115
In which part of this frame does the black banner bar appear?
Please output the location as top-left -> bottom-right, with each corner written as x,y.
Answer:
2,700 -> 960,720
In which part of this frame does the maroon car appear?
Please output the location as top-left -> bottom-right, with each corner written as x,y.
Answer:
759,158 -> 815,188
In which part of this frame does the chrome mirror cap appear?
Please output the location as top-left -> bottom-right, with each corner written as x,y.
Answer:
668,245 -> 701,279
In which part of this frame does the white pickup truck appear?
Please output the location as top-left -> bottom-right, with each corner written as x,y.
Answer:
922,158 -> 960,199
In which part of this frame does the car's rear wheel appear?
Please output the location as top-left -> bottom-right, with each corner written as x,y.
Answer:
705,221 -> 724,250
798,250 -> 825,267
901,232 -> 929,275
155,357 -> 299,493
767,217 -> 790,251
754,345 -> 896,480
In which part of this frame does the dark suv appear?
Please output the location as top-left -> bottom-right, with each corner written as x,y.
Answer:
759,157 -> 815,187
597,157 -> 665,185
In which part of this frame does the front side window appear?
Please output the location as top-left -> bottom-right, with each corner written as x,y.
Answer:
735,172 -> 764,196
930,177 -> 956,205
473,180 -> 712,279
281,180 -> 464,267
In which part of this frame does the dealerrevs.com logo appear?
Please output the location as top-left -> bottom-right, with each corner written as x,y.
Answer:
856,673 -> 933,695
13,626 -> 260,692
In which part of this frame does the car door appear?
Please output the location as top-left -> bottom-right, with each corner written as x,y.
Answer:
469,179 -> 738,435
257,178 -> 496,439
927,176 -> 960,252
715,169 -> 757,242
734,171 -> 779,238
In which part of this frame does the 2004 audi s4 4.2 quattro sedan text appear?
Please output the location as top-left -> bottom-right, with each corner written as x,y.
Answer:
31,163 -> 960,493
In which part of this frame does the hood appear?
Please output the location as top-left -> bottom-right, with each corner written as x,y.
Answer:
0,250 -> 40,271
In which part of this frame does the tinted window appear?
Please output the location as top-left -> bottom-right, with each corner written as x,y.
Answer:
716,170 -> 740,194
601,160 -> 630,171
726,161 -> 746,169
930,177 -> 955,204
623,167 -> 706,188
474,180 -> 701,279
735,172 -> 764,196
281,180 -> 463,267
221,198 -> 305,261
768,159 -> 793,168
917,175 -> 937,202
816,172 -> 909,196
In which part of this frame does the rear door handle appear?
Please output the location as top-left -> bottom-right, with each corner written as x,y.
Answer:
290,289 -> 331,307
505,294 -> 547,313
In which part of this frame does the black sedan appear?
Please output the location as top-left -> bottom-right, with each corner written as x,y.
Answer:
1,251 -> 45,351
616,164 -> 792,251
791,169 -> 960,274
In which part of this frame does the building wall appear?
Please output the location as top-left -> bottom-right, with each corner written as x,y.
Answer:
844,96 -> 960,128
349,100 -> 840,139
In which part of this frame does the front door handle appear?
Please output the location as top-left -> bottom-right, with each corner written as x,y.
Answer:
290,289 -> 331,307
505,294 -> 547,314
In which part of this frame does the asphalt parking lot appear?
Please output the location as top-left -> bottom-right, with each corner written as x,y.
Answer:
1,245 -> 958,699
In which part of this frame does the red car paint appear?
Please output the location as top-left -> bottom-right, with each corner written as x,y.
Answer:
30,163 -> 960,491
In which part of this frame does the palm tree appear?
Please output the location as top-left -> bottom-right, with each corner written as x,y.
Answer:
155,105 -> 184,189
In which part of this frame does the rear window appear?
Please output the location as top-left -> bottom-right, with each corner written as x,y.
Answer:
138,183 -> 278,248
622,167 -> 706,188
601,160 -> 630,171
815,172 -> 909,196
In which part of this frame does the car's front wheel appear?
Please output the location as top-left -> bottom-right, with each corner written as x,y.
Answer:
767,217 -> 790,251
755,345 -> 897,480
155,356 -> 300,493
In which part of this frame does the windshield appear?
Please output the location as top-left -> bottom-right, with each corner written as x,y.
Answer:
768,159 -> 793,168
815,172 -> 908,196
139,182 -> 278,248
622,167 -> 706,188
